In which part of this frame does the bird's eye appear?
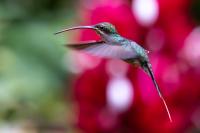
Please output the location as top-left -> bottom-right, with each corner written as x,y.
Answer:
100,26 -> 104,30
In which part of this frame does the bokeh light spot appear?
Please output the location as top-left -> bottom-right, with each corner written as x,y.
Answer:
106,77 -> 134,113
183,27 -> 200,67
132,0 -> 159,26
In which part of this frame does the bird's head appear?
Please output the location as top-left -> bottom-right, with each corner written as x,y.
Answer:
54,22 -> 117,35
94,22 -> 117,34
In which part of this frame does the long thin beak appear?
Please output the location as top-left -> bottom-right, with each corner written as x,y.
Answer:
54,26 -> 96,35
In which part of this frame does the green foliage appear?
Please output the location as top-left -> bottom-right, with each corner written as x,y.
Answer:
0,0 -> 76,125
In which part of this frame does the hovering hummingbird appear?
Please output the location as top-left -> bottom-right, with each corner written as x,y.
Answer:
55,22 -> 172,122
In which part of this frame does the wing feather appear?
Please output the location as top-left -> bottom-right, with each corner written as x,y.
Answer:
65,41 -> 136,59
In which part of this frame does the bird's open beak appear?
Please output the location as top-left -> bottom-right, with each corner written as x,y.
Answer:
54,26 -> 97,35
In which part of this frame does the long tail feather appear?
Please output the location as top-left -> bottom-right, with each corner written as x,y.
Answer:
145,63 -> 172,122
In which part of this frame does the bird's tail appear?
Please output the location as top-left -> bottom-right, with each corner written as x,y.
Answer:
145,63 -> 172,122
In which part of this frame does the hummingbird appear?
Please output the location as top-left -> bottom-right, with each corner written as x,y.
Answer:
55,22 -> 172,122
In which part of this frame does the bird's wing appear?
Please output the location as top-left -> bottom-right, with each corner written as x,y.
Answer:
65,41 -> 137,59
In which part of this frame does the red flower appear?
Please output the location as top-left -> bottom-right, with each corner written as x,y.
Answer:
69,0 -> 200,132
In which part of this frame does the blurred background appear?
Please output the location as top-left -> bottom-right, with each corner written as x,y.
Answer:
0,0 -> 200,132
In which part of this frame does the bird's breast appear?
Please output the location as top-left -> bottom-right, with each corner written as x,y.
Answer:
100,33 -> 122,45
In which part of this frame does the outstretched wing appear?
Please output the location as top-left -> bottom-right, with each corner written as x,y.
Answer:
65,41 -> 136,59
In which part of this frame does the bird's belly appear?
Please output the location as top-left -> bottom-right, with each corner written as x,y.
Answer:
123,58 -> 140,67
